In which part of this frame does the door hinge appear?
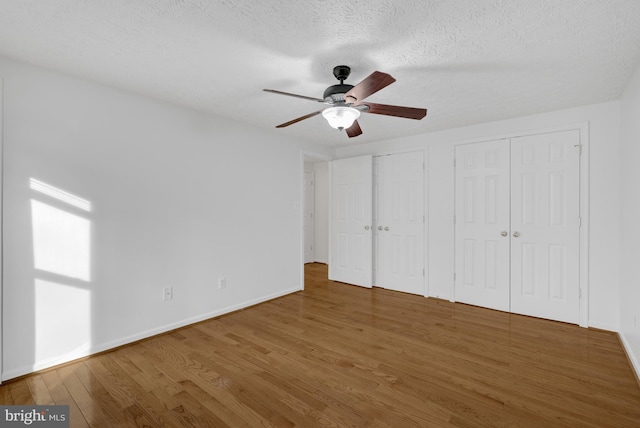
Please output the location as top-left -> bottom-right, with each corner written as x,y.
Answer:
453,158 -> 456,167
579,288 -> 582,299
453,272 -> 456,281
453,215 -> 456,224
423,268 -> 425,277
423,162 -> 426,171
578,216 -> 581,227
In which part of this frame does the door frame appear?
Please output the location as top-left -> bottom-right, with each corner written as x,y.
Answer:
452,122 -> 590,327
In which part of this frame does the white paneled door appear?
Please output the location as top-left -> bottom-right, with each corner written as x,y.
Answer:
374,152 -> 425,295
454,130 -> 581,324
329,155 -> 373,288
510,131 -> 581,324
454,140 -> 511,311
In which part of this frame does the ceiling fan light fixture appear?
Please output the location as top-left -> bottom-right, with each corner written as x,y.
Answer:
322,106 -> 360,130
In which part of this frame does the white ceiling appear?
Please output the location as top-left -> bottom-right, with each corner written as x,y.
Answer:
1,0 -> 640,147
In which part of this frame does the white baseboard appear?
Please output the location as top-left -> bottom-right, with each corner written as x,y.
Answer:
588,320 -> 619,332
619,331 -> 640,384
2,287 -> 300,381
426,292 -> 453,301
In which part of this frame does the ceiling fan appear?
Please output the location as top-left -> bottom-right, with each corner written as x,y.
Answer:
263,65 -> 427,138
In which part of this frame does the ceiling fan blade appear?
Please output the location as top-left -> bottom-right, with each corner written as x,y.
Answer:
362,102 -> 427,120
344,71 -> 396,104
345,120 -> 363,138
263,89 -> 325,102
275,110 -> 323,128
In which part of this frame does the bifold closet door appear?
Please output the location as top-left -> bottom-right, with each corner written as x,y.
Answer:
329,155 -> 373,288
510,131 -> 580,324
374,152 -> 425,295
454,139 -> 511,311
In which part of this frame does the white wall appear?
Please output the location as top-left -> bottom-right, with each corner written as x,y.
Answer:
0,56 -> 333,379
620,63 -> 640,377
337,101 -> 622,331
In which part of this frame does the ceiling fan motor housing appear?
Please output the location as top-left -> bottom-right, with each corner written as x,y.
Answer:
323,83 -> 355,102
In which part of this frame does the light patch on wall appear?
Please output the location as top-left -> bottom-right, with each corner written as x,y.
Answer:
30,178 -> 94,369
31,200 -> 91,281
35,279 -> 91,363
30,178 -> 92,212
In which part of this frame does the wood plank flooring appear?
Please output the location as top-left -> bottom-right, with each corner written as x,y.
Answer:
2,262 -> 639,427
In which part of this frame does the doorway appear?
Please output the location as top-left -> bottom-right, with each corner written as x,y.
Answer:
303,170 -> 314,264
302,154 -> 330,287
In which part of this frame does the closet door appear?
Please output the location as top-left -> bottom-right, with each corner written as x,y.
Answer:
454,140 -> 511,311
510,130 -> 581,324
329,155 -> 373,288
374,152 -> 425,295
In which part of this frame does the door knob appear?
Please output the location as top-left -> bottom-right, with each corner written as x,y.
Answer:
513,231 -> 520,238
364,225 -> 370,230
378,226 -> 383,231
501,231 -> 508,237
384,226 -> 390,231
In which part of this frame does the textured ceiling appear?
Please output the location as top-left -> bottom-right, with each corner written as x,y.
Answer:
1,0 -> 640,147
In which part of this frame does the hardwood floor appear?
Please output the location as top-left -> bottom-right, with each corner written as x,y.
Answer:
2,262 -> 640,427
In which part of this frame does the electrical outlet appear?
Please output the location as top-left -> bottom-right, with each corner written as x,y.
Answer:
163,287 -> 173,301
218,277 -> 226,290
